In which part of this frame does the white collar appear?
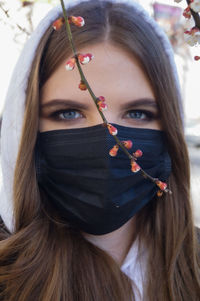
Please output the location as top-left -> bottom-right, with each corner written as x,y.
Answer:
121,238 -> 147,300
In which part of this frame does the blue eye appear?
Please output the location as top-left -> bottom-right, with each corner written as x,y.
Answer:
52,109 -> 83,121
125,110 -> 155,120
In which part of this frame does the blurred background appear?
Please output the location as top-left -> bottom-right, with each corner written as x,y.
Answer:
0,0 -> 199,226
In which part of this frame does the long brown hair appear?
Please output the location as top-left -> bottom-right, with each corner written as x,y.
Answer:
0,1 -> 199,300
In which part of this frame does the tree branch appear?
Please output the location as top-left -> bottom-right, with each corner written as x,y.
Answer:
0,2 -> 30,36
186,0 -> 200,29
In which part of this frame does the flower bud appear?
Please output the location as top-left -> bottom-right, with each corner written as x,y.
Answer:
65,58 -> 76,71
194,55 -> 200,60
97,101 -> 108,112
70,16 -> 85,27
79,80 -> 87,90
157,190 -> 163,197
107,124 -> 118,136
122,140 -> 133,149
133,149 -> 143,158
183,6 -> 191,19
53,17 -> 64,30
97,96 -> 106,102
78,53 -> 94,65
131,160 -> 141,173
155,180 -> 167,191
109,145 -> 119,157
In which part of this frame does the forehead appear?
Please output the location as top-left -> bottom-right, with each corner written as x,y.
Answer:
40,42 -> 154,105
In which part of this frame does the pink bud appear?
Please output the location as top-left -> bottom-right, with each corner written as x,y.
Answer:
155,180 -> 167,191
52,18 -> 64,30
70,16 -> 85,27
122,140 -> 133,149
131,160 -> 141,173
133,149 -> 143,158
194,56 -> 200,60
109,145 -> 119,157
78,53 -> 94,65
98,96 -> 106,102
183,6 -> 191,19
107,124 -> 118,136
97,100 -> 107,112
65,58 -> 76,71
86,53 -> 94,60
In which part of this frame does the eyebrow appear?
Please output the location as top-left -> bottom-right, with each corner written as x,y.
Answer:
120,98 -> 157,110
41,99 -> 90,110
40,98 -> 158,110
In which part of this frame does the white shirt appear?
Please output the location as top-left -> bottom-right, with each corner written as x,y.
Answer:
120,239 -> 147,300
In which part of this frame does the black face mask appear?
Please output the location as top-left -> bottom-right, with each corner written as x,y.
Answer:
35,123 -> 171,235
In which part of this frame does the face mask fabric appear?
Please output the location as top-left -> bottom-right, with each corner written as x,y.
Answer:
35,123 -> 171,235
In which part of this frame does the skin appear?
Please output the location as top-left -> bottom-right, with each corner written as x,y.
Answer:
39,42 -> 161,266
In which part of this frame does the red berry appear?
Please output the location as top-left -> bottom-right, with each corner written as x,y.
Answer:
109,145 -> 119,157
155,180 -> 167,191
65,58 -> 76,71
131,160 -> 141,173
70,16 -> 85,27
97,100 -> 107,111
133,149 -> 143,158
78,53 -> 94,65
183,6 -> 191,19
52,17 -> 64,30
97,96 -> 106,102
122,140 -> 133,149
107,124 -> 118,136
157,190 -> 163,197
79,80 -> 87,90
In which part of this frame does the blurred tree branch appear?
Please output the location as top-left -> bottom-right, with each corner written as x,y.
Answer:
0,1 -> 31,39
186,0 -> 200,28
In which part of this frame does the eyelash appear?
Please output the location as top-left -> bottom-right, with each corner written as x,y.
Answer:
125,110 -> 156,121
49,109 -> 157,122
50,109 -> 84,121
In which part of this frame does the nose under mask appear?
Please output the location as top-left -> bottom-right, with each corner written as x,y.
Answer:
35,123 -> 171,235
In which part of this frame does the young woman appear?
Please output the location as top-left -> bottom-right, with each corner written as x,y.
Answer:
0,0 -> 199,300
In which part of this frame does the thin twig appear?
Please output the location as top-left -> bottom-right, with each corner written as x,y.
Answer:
26,4 -> 34,32
59,0 -> 171,193
60,0 -> 107,123
0,2 -> 30,36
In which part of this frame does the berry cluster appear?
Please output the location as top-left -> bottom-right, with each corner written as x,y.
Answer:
184,27 -> 200,46
175,0 -> 200,60
53,15 -> 85,30
65,53 -> 94,71
175,0 -> 200,13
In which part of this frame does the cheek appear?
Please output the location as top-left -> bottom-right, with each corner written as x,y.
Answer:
153,119 -> 162,130
39,117 -> 49,132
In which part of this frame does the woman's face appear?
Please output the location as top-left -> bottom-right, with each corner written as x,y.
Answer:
39,42 -> 161,132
